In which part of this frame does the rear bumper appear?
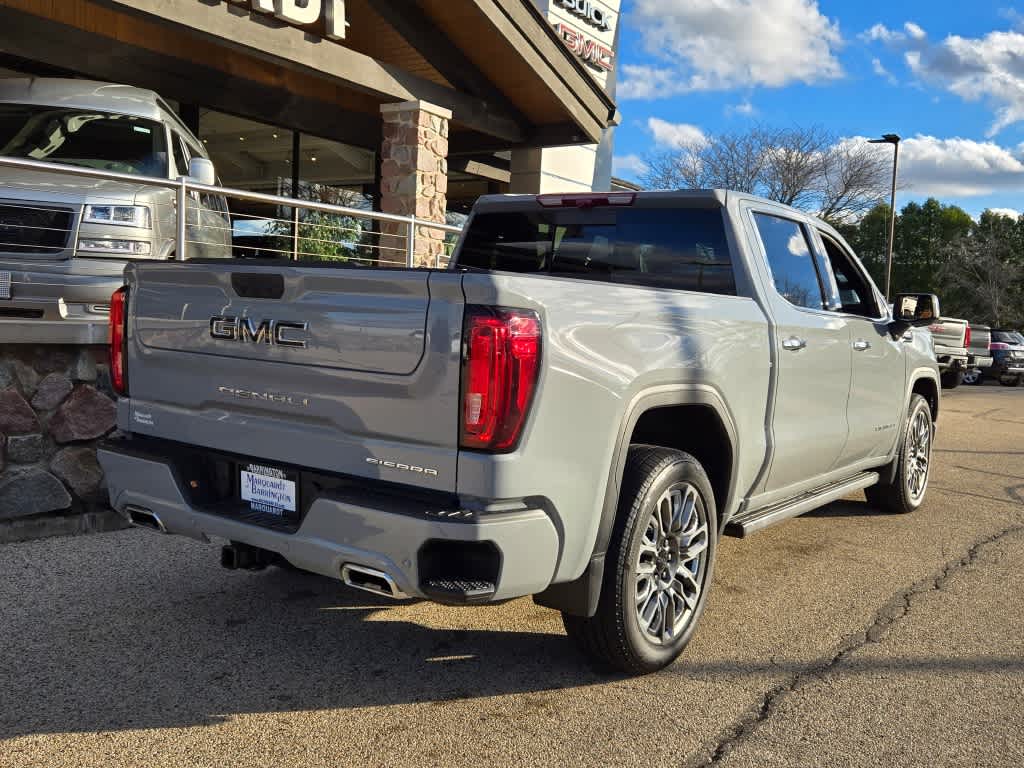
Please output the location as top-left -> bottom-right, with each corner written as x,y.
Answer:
0,261 -> 123,343
96,436 -> 560,602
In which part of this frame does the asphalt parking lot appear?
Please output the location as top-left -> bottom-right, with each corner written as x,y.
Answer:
1,385 -> 1022,768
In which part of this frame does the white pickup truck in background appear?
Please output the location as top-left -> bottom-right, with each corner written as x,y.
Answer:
928,317 -> 970,389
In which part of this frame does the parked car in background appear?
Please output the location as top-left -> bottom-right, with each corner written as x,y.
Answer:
99,190 -> 941,674
989,329 -> 1024,387
963,324 -> 992,385
928,317 -> 970,388
0,77 -> 230,342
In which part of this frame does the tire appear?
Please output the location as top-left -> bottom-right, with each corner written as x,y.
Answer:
562,446 -> 717,675
940,370 -> 963,389
1000,375 -> 1022,387
864,394 -> 933,514
962,368 -> 982,385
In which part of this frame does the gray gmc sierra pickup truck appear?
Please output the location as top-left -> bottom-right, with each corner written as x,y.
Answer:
98,190 -> 941,674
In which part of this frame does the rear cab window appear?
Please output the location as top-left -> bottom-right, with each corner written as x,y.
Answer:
455,203 -> 737,295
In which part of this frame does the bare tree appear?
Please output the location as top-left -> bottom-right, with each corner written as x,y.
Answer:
640,125 -> 890,224
941,229 -> 1024,327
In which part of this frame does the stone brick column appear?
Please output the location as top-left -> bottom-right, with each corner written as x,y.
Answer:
379,100 -> 451,268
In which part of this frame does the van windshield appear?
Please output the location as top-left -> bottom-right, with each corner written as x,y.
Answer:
0,104 -> 168,177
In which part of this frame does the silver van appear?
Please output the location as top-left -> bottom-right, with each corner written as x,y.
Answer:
0,78 -> 230,342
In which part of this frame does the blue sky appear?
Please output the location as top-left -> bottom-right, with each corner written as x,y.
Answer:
610,0 -> 1024,218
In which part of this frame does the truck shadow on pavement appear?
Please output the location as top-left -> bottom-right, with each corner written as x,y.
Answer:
5,545 -> 1024,741
0,560 -> 608,738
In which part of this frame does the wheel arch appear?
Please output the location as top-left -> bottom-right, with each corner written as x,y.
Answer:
910,372 -> 939,422
534,386 -> 739,617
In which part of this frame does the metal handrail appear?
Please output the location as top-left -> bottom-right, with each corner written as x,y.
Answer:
0,154 -> 462,267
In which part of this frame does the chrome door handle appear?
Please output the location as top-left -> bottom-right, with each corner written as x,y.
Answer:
853,339 -> 871,351
782,336 -> 806,351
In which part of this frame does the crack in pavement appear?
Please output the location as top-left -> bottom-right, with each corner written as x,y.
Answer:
684,523 -> 1024,768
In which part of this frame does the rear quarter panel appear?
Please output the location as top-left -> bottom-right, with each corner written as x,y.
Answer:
457,273 -> 771,582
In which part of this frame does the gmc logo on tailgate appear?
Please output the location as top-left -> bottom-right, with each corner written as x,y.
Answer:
210,316 -> 309,348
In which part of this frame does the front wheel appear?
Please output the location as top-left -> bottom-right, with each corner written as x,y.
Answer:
962,368 -> 982,385
865,393 -> 933,514
562,446 -> 717,675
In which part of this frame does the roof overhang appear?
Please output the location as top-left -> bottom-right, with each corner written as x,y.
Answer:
0,0 -> 616,151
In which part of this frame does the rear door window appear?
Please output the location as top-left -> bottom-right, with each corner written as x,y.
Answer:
456,206 -> 736,295
753,213 -> 825,310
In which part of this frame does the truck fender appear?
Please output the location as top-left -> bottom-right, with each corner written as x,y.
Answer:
534,385 -> 739,617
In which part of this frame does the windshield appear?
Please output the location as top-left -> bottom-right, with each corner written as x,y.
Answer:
456,206 -> 736,295
993,331 -> 1024,345
0,104 -> 168,177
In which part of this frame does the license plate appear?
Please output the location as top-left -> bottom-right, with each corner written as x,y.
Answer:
240,463 -> 297,516
0,271 -> 10,300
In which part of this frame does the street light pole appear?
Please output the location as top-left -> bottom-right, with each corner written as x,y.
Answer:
869,134 -> 900,300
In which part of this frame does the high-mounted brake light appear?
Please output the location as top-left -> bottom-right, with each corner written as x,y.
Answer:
460,306 -> 541,452
536,192 -> 636,208
110,286 -> 128,396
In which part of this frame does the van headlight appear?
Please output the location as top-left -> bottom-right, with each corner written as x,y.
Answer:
78,238 -> 152,256
83,204 -> 151,228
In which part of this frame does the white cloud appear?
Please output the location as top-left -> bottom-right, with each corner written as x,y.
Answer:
646,118 -> 707,149
726,99 -> 757,117
612,154 -> 649,178
880,135 -> 1024,197
871,57 -> 897,84
862,22 -> 1024,135
904,21 -> 926,41
987,207 -> 1022,218
618,0 -> 843,100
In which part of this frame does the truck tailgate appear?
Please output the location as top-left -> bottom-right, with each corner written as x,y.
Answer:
122,261 -> 465,493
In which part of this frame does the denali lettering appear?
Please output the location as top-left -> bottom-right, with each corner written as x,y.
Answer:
365,457 -> 439,477
559,0 -> 614,31
218,386 -> 310,407
210,315 -> 309,348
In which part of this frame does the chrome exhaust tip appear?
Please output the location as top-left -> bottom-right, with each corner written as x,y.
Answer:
341,564 -> 408,600
125,505 -> 167,533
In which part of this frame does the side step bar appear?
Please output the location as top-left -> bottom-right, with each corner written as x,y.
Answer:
725,472 -> 879,538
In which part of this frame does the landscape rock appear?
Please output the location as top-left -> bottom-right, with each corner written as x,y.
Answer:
6,433 -> 46,463
0,361 -> 14,390
48,385 -> 116,444
50,447 -> 104,499
0,468 -> 72,518
10,358 -> 39,399
74,350 -> 98,383
0,388 -> 39,435
31,373 -> 73,411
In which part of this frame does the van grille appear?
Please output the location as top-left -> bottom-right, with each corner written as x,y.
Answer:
0,202 -> 73,255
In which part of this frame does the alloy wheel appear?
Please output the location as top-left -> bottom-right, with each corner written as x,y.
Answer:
906,406 -> 932,502
634,483 -> 709,645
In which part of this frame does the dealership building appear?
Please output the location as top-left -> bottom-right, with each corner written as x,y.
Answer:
0,0 -> 621,223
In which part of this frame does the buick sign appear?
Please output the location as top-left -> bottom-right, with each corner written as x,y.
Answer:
559,0 -> 614,32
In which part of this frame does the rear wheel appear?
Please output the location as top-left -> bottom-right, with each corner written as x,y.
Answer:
562,446 -> 717,675
940,370 -> 963,389
962,368 -> 982,385
1000,375 -> 1022,387
865,393 -> 933,514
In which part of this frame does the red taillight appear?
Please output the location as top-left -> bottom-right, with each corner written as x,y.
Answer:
460,307 -> 541,452
964,326 -> 971,348
991,342 -> 1011,350
110,286 -> 128,396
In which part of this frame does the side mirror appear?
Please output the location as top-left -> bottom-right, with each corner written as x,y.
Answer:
890,293 -> 940,337
188,157 -> 216,186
